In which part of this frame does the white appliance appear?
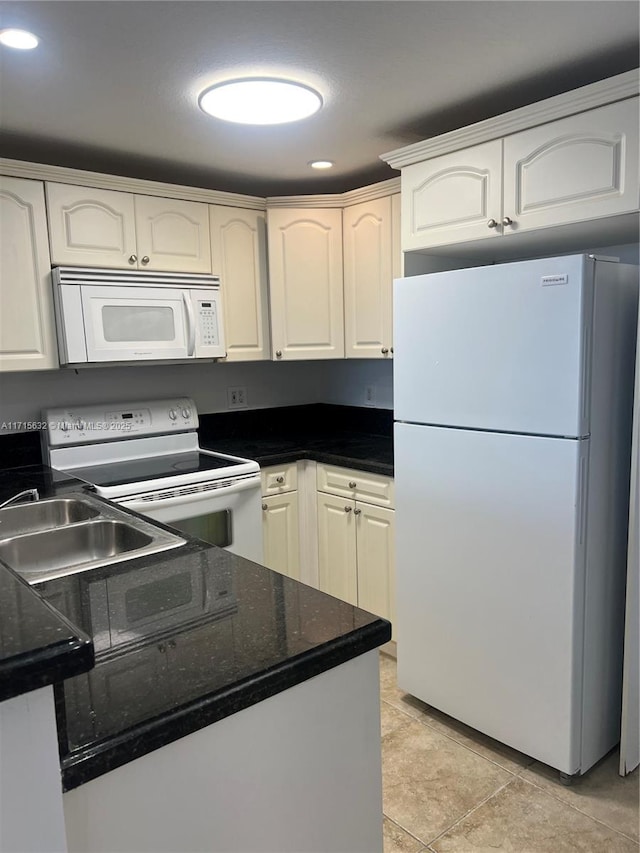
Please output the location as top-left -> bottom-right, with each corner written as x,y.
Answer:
52,267 -> 225,365
394,254 -> 638,778
42,398 -> 263,563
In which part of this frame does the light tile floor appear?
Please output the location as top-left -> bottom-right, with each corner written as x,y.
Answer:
379,652 -> 639,852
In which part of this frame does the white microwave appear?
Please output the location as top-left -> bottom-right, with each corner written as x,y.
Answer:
52,267 -> 226,365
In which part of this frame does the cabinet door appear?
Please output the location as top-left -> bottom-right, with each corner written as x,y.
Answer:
503,98 -> 640,234
210,206 -> 269,361
262,493 -> 300,580
46,182 -> 137,268
356,503 -> 395,629
343,197 -> 393,359
317,492 -> 357,605
0,177 -> 58,371
401,140 -> 503,250
267,208 -> 344,360
134,195 -> 211,273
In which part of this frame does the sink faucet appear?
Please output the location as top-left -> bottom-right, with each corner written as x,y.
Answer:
0,488 -> 40,509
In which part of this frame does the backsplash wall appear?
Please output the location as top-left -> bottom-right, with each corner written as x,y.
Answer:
0,359 -> 393,430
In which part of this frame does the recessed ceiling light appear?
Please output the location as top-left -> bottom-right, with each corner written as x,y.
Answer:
310,161 -> 334,170
199,78 -> 322,125
0,29 -> 39,50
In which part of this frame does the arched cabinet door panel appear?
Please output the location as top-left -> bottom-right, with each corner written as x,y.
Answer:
503,98 -> 639,233
1,177 -> 58,371
267,208 -> 344,360
134,195 -> 211,273
46,183 -> 137,268
401,140 -> 503,250
210,206 -> 269,361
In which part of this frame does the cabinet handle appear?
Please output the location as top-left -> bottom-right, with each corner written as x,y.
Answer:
275,350 -> 283,359
276,476 -> 284,484
354,508 -> 362,515
381,348 -> 389,355
168,639 -> 176,649
141,255 -> 150,265
344,506 -> 352,513
262,503 -> 268,511
128,254 -> 137,264
502,216 -> 513,227
348,481 -> 357,489
487,219 -> 498,229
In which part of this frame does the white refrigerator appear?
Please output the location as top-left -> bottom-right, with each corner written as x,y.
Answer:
393,254 -> 638,777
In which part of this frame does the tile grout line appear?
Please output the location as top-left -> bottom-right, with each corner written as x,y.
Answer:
382,814 -> 431,849
514,772 -> 640,846
381,696 -> 527,778
424,774 -> 520,848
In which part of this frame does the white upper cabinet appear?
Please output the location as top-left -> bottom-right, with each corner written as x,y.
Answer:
267,207 -> 344,360
502,99 -> 639,234
402,140 -> 503,250
134,195 -> 211,273
46,183 -> 211,272
210,205 -> 270,361
46,183 -> 137,268
343,196 -> 394,359
399,97 -> 639,252
0,177 -> 58,371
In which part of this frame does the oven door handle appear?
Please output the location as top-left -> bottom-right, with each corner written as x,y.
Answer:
183,292 -> 196,357
118,476 -> 261,511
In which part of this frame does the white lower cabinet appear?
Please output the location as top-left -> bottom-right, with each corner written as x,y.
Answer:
262,493 -> 300,581
261,464 -> 301,581
316,464 -> 395,629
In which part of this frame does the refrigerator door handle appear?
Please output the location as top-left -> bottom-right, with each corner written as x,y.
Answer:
578,454 -> 588,545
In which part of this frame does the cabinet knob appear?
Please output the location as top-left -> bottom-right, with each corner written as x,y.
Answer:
262,503 -> 268,511
354,508 -> 362,515
348,481 -> 357,489
390,347 -> 394,354
128,254 -> 137,264
487,219 -> 498,229
344,506 -> 352,513
502,216 -> 513,227
276,476 -> 284,484
141,255 -> 150,265
275,350 -> 283,359
381,348 -> 389,355
158,642 -> 166,653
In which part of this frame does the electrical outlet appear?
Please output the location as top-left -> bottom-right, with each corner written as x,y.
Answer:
364,385 -> 376,406
227,386 -> 248,409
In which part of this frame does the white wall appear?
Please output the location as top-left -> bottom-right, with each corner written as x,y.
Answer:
0,359 -> 394,429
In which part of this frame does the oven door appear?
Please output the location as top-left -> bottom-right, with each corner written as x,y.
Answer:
117,476 -> 264,563
79,284 -> 191,362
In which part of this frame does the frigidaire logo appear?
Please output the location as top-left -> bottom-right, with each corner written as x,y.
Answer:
541,274 -> 569,286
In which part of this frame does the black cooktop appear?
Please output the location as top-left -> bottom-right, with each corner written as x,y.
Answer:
66,451 -> 246,489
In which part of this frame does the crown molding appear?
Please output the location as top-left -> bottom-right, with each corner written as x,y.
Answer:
381,70 -> 640,169
0,158 -> 267,210
266,177 -> 400,209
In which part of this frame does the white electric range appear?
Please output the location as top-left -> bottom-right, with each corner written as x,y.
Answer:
42,398 -> 263,562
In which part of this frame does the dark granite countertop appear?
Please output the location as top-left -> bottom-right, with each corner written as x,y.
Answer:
0,458 -> 391,790
198,404 -> 394,475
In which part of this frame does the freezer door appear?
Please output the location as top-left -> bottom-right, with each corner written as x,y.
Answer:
394,255 -> 592,437
395,422 -> 587,773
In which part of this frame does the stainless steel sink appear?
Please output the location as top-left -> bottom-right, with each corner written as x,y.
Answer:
0,497 -> 100,538
0,492 -> 186,583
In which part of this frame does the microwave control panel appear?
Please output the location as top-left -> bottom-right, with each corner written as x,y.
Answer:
196,300 -> 220,347
43,398 -> 199,446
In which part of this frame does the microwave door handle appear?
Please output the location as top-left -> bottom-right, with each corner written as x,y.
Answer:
183,292 -> 196,357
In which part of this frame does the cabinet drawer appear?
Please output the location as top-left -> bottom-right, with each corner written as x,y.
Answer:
316,463 -> 394,508
261,463 -> 298,495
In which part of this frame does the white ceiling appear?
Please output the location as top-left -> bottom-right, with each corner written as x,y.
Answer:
0,1 -> 638,196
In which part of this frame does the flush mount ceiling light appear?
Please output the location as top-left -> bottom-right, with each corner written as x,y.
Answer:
310,160 -> 334,170
0,28 -> 39,49
199,78 -> 322,125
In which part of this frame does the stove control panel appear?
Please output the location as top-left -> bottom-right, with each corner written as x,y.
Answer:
43,398 -> 199,446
